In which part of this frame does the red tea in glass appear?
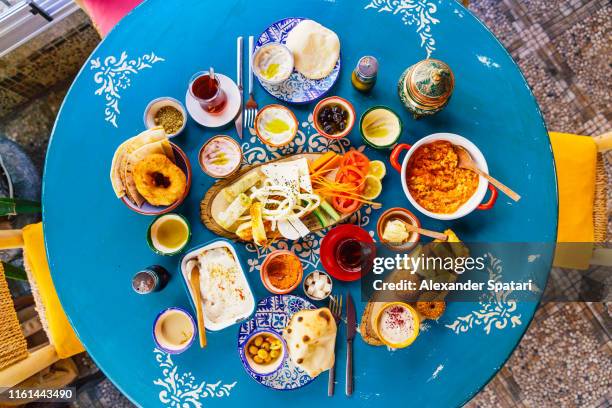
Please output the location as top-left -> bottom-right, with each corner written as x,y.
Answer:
336,238 -> 365,273
189,71 -> 227,114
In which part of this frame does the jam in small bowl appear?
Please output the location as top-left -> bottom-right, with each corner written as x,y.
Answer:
313,96 -> 356,139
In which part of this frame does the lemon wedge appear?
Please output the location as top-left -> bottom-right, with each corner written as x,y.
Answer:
368,160 -> 386,179
363,175 -> 383,200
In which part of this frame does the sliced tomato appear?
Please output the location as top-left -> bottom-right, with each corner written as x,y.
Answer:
332,195 -> 360,214
342,150 -> 370,175
335,165 -> 366,191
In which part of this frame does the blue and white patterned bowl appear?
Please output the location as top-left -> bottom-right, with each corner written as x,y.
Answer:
255,17 -> 341,104
237,295 -> 316,390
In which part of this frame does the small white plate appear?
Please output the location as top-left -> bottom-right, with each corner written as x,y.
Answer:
185,74 -> 241,128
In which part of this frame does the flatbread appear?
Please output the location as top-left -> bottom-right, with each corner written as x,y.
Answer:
285,20 -> 340,80
123,139 -> 174,207
283,308 -> 336,378
110,127 -> 166,198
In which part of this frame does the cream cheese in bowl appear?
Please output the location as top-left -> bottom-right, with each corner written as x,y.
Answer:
199,136 -> 242,178
255,105 -> 298,147
253,43 -> 294,85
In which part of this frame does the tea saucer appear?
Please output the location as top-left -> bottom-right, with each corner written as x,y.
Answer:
185,74 -> 241,128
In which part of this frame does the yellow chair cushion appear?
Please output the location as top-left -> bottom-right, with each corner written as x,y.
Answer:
549,132 -> 596,269
22,223 -> 84,359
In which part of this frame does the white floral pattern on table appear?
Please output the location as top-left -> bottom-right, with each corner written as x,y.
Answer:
445,253 -> 523,335
364,0 -> 440,58
90,52 -> 164,128
241,115 -> 374,273
153,348 -> 236,408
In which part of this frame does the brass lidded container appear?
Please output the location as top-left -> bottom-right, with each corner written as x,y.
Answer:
398,59 -> 454,118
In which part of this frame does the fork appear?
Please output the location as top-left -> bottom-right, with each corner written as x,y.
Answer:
245,35 -> 258,129
328,294 -> 343,397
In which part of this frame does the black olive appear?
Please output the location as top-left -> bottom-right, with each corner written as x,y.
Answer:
332,105 -> 340,114
333,113 -> 342,123
324,125 -> 333,133
339,122 -> 346,130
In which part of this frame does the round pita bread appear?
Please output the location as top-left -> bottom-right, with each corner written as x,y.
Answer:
285,20 -> 340,80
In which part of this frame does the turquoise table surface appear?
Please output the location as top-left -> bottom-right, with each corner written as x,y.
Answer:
42,0 -> 557,407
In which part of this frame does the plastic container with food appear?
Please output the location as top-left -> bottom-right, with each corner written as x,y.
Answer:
260,250 -> 303,294
198,136 -> 242,178
360,106 -> 403,149
179,239 -> 255,331
255,105 -> 298,147
252,42 -> 294,85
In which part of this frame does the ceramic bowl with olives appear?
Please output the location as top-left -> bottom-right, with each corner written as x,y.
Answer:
313,96 -> 356,139
241,329 -> 287,376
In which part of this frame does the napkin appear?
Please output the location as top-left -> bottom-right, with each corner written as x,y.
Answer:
549,132 -> 597,269
22,223 -> 84,359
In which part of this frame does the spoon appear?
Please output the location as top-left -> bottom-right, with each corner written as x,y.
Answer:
402,222 -> 448,241
188,259 -> 206,348
454,145 -> 521,202
208,67 -> 215,88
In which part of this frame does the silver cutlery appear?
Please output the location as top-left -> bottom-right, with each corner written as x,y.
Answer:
234,36 -> 244,139
345,292 -> 356,396
245,35 -> 258,129
328,294 -> 343,397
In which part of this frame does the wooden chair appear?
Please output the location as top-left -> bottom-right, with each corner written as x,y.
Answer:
0,223 -> 84,388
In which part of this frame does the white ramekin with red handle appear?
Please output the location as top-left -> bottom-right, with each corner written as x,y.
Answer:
389,133 -> 498,220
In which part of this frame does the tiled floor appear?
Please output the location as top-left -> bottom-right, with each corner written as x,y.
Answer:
1,1 -> 610,407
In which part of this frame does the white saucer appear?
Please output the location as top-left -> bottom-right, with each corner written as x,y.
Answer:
185,74 -> 241,128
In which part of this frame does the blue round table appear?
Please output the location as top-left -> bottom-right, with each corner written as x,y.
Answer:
43,0 -> 557,406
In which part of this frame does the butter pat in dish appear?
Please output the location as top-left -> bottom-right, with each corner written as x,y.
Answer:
255,105 -> 298,147
180,240 -> 255,331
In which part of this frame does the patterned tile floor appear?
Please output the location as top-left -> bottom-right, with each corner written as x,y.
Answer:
0,1 -> 610,407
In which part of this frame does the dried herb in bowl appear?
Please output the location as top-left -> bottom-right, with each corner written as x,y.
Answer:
154,106 -> 184,135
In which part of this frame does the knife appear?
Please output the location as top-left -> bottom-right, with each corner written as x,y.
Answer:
345,292 -> 356,396
234,36 -> 244,139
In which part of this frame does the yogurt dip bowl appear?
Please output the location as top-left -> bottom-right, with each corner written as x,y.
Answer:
255,105 -> 298,147
198,135 -> 242,178
147,213 -> 191,256
374,302 -> 420,349
253,42 -> 294,85
389,133 -> 498,221
152,307 -> 196,354
180,239 -> 255,331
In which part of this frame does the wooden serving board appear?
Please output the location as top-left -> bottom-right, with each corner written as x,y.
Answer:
200,153 -> 355,242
